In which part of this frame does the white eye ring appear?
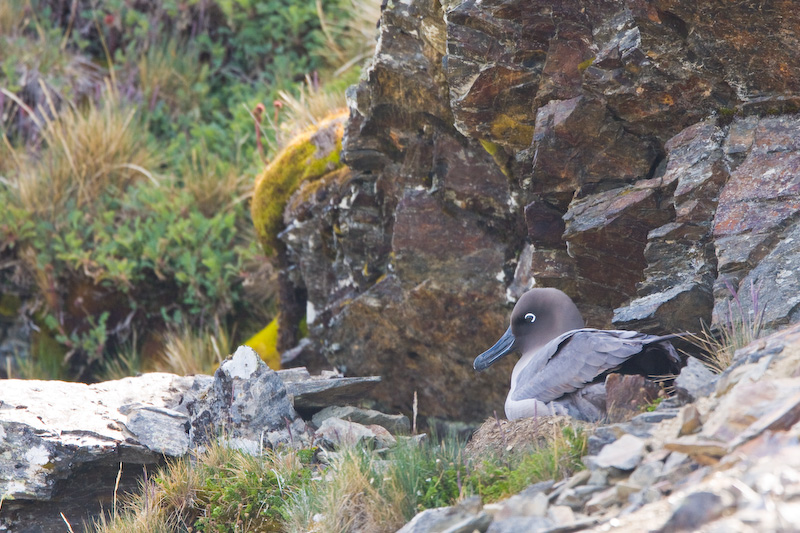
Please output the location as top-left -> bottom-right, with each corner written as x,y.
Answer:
524,313 -> 536,323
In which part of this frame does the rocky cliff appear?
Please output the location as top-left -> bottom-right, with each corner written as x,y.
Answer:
264,0 -> 800,422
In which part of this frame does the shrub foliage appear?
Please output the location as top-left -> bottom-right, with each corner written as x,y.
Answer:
0,0 -> 376,379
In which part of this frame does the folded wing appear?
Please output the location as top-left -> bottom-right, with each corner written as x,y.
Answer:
510,328 -> 679,404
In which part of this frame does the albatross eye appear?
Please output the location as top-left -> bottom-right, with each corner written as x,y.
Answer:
524,313 -> 536,323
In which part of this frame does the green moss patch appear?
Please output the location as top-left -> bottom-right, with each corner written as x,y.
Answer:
251,112 -> 348,255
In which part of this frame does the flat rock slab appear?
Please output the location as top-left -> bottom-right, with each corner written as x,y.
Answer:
0,373 -> 189,500
594,434 -> 646,471
0,347 -> 383,531
397,496 -> 491,533
283,373 -> 381,414
314,417 -> 396,449
311,405 -> 410,434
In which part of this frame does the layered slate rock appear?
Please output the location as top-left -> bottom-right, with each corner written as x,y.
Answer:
616,114 -> 800,335
187,346 -> 300,448
311,405 -> 410,434
396,325 -> 800,532
267,0 -> 800,422
613,121 -> 727,333
278,367 -> 381,415
712,115 -> 800,331
278,0 -> 520,421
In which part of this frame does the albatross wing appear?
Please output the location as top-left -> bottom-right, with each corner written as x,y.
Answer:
509,328 -> 677,404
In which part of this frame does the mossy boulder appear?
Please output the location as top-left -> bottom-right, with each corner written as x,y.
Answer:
251,112 -> 348,255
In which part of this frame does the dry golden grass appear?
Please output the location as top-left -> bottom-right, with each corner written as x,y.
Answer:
151,323 -> 232,376
317,0 -> 381,73
270,0 -> 380,147
684,279 -> 766,373
0,0 -> 28,36
179,147 -> 251,217
464,415 -> 586,460
93,461 -> 195,533
275,77 -> 349,146
95,444 -> 308,533
1,81 -> 158,218
283,448 -> 405,533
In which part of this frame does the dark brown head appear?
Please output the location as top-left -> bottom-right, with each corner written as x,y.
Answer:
473,288 -> 585,371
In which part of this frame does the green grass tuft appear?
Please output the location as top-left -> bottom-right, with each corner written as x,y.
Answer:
95,422 -> 587,532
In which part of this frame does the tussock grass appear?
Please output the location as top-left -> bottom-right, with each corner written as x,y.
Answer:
470,424 -> 586,503
98,322 -> 233,380
275,75 -> 350,147
98,343 -> 144,382
95,443 -> 310,533
136,40 -> 208,116
179,148 -> 251,218
317,0 -> 381,73
2,81 -> 157,218
154,322 -> 232,377
686,278 -> 766,373
270,0 -> 379,146
0,0 -> 28,36
95,421 -> 587,532
284,422 -> 586,532
283,448 -> 405,533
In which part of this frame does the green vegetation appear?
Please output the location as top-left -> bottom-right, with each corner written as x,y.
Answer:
97,424 -> 587,532
645,396 -> 664,412
0,0 -> 379,380
94,443 -> 312,533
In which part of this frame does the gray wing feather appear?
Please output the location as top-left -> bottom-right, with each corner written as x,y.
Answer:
510,329 -> 660,403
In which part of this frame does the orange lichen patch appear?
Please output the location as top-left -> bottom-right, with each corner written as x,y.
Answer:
661,94 -> 675,106
251,111 -> 348,255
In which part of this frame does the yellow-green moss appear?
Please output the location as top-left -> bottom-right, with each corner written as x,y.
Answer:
479,139 -> 502,158
244,316 -> 281,370
286,165 -> 352,215
251,112 -> 348,255
298,315 -> 308,338
489,114 -> 535,150
0,293 -> 21,317
577,56 -> 596,72
479,138 -> 511,178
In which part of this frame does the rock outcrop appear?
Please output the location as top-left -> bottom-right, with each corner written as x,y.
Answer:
266,0 -> 800,421
399,324 -> 800,532
0,346 -> 385,532
275,0 -> 520,422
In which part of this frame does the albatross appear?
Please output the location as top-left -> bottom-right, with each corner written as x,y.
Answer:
474,288 -> 683,421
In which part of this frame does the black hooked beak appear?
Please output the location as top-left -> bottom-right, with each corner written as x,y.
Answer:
473,326 -> 517,371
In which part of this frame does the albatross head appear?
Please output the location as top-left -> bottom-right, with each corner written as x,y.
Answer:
473,288 -> 585,371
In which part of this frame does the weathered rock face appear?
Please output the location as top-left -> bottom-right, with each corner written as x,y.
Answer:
274,0 -> 800,421
279,0 -> 520,422
397,324 -> 800,532
0,347 -> 383,532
